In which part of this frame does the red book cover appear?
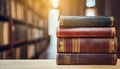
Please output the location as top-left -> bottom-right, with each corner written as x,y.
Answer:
57,27 -> 116,37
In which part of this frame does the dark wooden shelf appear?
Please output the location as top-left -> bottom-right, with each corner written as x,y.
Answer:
0,14 -> 9,21
13,18 -> 43,29
13,18 -> 27,25
14,40 -> 27,48
13,36 -> 50,48
0,45 -> 10,52
0,37 -> 49,51
0,14 -> 43,29
27,23 -> 43,30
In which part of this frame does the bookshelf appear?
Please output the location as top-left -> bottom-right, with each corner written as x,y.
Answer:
0,0 -> 50,59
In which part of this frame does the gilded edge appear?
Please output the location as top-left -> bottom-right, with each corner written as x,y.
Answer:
59,38 -> 65,52
112,54 -> 117,65
115,37 -> 118,53
60,17 -> 64,26
78,38 -> 80,53
72,38 -> 75,53
65,54 -> 71,64
56,27 -> 60,37
111,27 -> 116,37
72,38 -> 80,53
56,53 -> 58,64
109,38 -> 115,53
77,54 -> 78,64
74,39 -> 78,52
110,16 -> 114,26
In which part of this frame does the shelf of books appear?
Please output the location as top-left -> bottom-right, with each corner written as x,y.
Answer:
0,0 -> 50,59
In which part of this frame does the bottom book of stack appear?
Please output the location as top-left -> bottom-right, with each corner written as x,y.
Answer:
57,53 -> 117,65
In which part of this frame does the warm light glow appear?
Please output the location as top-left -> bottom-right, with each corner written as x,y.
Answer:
86,0 -> 96,7
50,0 -> 59,8
48,9 -> 59,58
86,8 -> 96,16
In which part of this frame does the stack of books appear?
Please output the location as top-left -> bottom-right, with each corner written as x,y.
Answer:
56,16 -> 118,65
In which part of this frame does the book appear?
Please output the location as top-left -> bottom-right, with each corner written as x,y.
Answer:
59,16 -> 114,27
39,19 -> 44,28
27,27 -> 32,41
0,52 -> 2,59
15,47 -> 21,59
2,51 -> 9,59
35,42 -> 41,53
11,0 -> 16,18
16,2 -> 24,20
31,28 -> 34,40
57,27 -> 116,37
34,28 -> 39,39
20,45 -> 27,59
14,23 -> 27,43
27,44 -> 35,59
57,37 -> 118,53
33,14 -> 39,26
57,53 -> 117,65
0,23 -> 3,46
0,0 -> 9,16
39,29 -> 44,38
0,22 -> 9,45
2,22 -> 9,45
27,10 -> 33,24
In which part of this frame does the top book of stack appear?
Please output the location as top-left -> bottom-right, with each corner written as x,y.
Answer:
59,16 -> 114,27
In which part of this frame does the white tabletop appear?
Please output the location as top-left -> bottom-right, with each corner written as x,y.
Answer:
0,59 -> 120,69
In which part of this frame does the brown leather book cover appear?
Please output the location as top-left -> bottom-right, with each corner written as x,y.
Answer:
57,27 -> 116,37
57,37 -> 118,53
57,53 -> 117,65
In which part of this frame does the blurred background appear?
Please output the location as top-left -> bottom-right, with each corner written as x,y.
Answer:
0,0 -> 120,59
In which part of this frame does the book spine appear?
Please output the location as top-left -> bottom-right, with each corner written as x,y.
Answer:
0,0 -> 1,14
1,0 -> 4,14
60,16 -> 114,27
57,53 -> 117,65
57,37 -> 118,53
3,0 -> 7,15
57,27 -> 116,37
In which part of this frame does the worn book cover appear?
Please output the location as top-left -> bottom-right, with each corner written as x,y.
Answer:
57,27 -> 116,37
57,37 -> 118,53
60,16 -> 114,27
57,53 -> 117,65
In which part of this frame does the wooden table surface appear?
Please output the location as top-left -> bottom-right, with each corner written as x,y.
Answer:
0,59 -> 120,69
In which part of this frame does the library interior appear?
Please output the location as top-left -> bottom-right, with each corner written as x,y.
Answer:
0,0 -> 120,68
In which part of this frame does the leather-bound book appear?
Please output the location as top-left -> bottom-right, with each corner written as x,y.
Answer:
57,37 -> 118,53
57,53 -> 117,65
60,16 -> 114,27
57,27 -> 116,37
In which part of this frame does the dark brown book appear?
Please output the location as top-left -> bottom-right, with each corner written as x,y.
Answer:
20,45 -> 27,59
0,0 -> 9,16
57,37 -> 118,53
57,27 -> 116,37
13,23 -> 27,43
57,53 -> 117,65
